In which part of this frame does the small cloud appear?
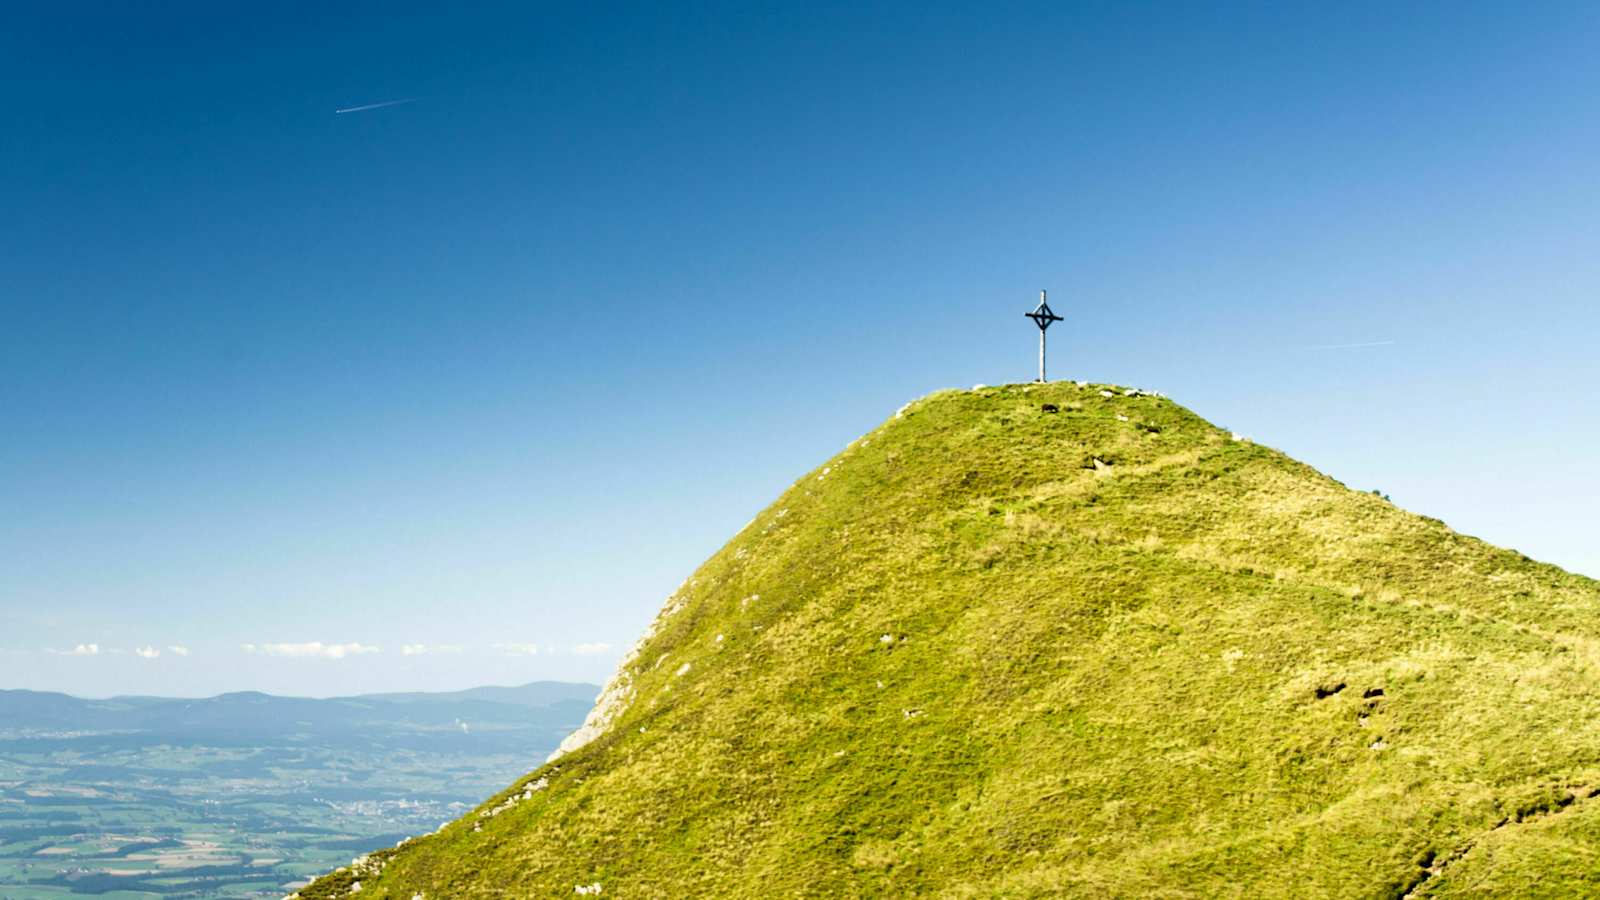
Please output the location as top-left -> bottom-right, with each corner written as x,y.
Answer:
135,645 -> 160,659
168,645 -> 190,657
402,644 -> 464,656
493,643 -> 540,657
50,643 -> 101,657
243,642 -> 380,660
572,642 -> 614,656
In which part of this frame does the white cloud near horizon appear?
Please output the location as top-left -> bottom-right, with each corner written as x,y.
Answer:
135,645 -> 160,659
572,642 -> 614,656
49,643 -> 101,657
168,645 -> 190,657
243,642 -> 381,659
493,643 -> 540,656
401,643 -> 465,656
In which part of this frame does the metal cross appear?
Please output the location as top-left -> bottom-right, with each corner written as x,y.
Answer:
1024,289 -> 1062,382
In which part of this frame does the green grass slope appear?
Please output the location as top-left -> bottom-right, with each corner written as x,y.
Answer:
299,383 -> 1600,899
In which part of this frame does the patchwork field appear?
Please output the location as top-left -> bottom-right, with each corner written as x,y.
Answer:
0,684 -> 595,897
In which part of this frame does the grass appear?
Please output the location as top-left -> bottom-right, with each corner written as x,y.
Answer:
298,382 -> 1600,898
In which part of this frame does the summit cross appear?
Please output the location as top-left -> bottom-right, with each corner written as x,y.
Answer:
1024,289 -> 1062,382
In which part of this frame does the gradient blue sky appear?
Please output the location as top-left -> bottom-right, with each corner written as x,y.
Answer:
3,1 -> 1597,698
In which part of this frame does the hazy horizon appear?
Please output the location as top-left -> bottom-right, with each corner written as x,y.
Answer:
0,677 -> 601,703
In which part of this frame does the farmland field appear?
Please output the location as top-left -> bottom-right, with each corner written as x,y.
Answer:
0,685 -> 595,898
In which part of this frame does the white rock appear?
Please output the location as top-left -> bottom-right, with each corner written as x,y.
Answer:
1100,390 -> 1114,398
675,662 -> 692,677
548,584 -> 694,763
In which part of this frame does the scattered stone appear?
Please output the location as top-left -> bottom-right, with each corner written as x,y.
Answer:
1100,390 -> 1114,398
477,775 -> 553,823
1116,414 -> 1129,422
1041,403 -> 1059,413
675,662 -> 692,677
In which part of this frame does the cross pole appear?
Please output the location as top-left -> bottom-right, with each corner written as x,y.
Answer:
1024,289 -> 1062,382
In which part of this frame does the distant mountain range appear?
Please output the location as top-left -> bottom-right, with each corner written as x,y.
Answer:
0,682 -> 599,745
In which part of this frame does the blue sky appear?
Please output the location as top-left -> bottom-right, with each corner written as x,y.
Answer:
3,1 -> 1597,697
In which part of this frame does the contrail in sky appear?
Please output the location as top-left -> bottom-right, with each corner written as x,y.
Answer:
1303,339 -> 1396,351
335,98 -> 417,114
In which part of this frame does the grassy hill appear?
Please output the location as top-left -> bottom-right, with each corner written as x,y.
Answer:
299,382 -> 1600,898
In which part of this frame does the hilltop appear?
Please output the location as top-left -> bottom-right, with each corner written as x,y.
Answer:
301,383 -> 1600,898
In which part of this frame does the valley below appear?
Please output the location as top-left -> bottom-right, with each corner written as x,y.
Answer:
0,684 -> 596,898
